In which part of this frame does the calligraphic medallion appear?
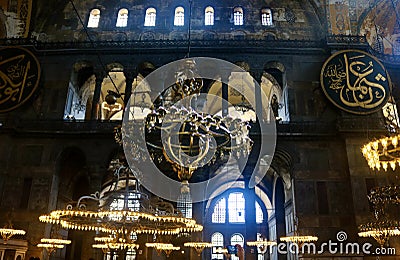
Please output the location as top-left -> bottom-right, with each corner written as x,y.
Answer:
320,50 -> 390,114
0,46 -> 40,113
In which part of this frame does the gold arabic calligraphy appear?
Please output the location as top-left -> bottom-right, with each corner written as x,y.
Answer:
0,54 -> 34,106
323,53 -> 387,110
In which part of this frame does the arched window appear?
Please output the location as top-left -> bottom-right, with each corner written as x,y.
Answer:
257,233 -> 265,260
228,192 -> 245,223
211,232 -> 224,260
174,6 -> 185,26
261,8 -> 273,26
206,188 -> 270,260
116,8 -> 128,27
211,198 -> 226,223
205,6 -> 214,26
87,9 -> 100,28
144,7 -> 156,27
233,7 -> 243,26
230,233 -> 244,260
256,201 -> 264,224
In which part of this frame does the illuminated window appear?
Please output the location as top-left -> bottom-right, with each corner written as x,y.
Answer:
256,201 -> 263,223
211,198 -> 226,223
205,6 -> 214,26
261,8 -> 273,26
116,8 -> 128,27
230,233 -> 244,260
87,9 -> 100,28
174,6 -> 185,26
228,192 -> 245,223
144,7 -> 156,27
257,233 -> 265,260
382,99 -> 400,133
211,232 -> 224,260
233,7 -> 243,26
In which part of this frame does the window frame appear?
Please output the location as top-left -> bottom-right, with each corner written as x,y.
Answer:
205,6 -> 214,26
144,7 -> 157,27
261,8 -> 273,26
87,8 -> 101,28
233,7 -> 244,26
174,6 -> 185,26
116,8 -> 129,27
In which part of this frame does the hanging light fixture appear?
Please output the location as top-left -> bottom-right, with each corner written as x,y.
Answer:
37,238 -> 71,256
184,241 -> 213,256
358,220 -> 400,246
358,184 -> 400,245
146,242 -> 180,257
123,58 -> 253,183
0,221 -> 26,241
361,99 -> 400,171
39,157 -> 203,252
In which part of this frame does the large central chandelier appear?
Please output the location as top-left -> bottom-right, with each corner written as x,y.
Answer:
123,58 -> 253,184
39,157 -> 203,248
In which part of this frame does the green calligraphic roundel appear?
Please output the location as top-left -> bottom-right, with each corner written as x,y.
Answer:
320,49 -> 391,114
0,46 -> 41,113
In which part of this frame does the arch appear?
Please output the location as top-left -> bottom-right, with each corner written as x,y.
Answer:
263,32 -> 277,40
203,31 -> 217,40
211,232 -> 224,259
100,63 -> 125,120
232,30 -> 247,40
234,61 -> 250,72
144,7 -> 157,27
174,6 -> 185,26
116,8 -> 129,27
64,61 -> 94,120
261,8 -> 273,26
233,7 -> 244,26
87,8 -> 100,28
205,6 -> 214,26
205,182 -> 272,221
140,31 -> 156,41
230,233 -> 244,260
137,61 -> 156,77
112,32 -> 128,41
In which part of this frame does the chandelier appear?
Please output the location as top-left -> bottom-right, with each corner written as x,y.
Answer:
361,100 -> 400,171
358,220 -> 400,246
37,238 -> 71,256
358,184 -> 400,246
280,235 -> 318,244
123,58 -> 254,185
92,236 -> 139,252
361,134 -> 400,171
39,157 -> 203,252
0,225 -> 26,241
184,241 -> 213,256
146,242 -> 180,257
